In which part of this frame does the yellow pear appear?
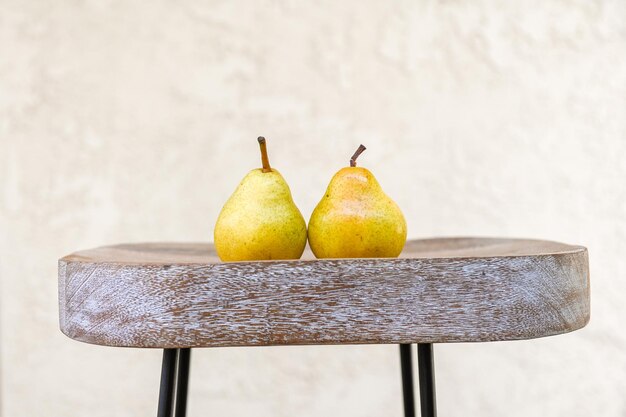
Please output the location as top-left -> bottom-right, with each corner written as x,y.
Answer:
214,137 -> 307,261
308,145 -> 407,258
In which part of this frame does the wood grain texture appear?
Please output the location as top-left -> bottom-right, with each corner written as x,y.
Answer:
58,238 -> 590,348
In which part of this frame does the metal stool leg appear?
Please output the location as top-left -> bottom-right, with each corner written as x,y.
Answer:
417,343 -> 437,417
399,344 -> 416,417
174,348 -> 191,417
157,349 -> 178,417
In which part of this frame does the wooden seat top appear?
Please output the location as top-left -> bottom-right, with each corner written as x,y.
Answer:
58,237 -> 589,348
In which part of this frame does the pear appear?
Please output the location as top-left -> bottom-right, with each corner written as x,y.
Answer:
214,137 -> 307,261
308,145 -> 407,258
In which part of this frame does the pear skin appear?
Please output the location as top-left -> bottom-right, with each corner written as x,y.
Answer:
214,138 -> 307,261
308,145 -> 407,258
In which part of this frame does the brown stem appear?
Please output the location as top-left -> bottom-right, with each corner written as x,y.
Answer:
349,144 -> 367,167
258,136 -> 272,172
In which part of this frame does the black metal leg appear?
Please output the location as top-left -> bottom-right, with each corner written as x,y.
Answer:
399,344 -> 416,417
157,348 -> 192,417
157,349 -> 178,417
174,348 -> 191,417
417,343 -> 437,417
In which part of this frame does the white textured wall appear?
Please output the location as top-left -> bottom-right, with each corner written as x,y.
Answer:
1,1 -> 625,416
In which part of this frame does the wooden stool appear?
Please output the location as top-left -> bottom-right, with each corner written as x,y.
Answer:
58,237 -> 590,417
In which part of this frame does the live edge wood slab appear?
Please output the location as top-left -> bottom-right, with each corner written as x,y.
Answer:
58,237 -> 590,349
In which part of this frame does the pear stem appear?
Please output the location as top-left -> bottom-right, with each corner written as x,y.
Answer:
258,136 -> 272,172
349,144 -> 367,167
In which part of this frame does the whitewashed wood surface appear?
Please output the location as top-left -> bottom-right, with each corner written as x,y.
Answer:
58,238 -> 590,348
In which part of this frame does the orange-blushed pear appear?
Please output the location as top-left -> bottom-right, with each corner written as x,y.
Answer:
214,137 -> 307,261
308,144 -> 407,258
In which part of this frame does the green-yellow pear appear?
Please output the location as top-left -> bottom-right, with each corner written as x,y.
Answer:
308,145 -> 407,258
214,137 -> 307,261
